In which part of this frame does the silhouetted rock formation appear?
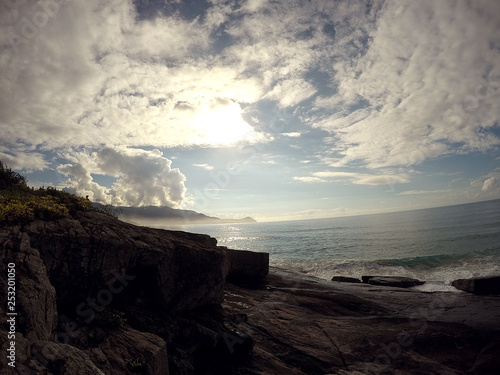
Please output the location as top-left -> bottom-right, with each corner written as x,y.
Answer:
0,211 -> 265,374
452,276 -> 500,295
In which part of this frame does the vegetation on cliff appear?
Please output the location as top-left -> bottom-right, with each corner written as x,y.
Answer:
0,161 -> 92,225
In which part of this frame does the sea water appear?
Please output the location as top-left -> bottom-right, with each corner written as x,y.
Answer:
172,199 -> 500,291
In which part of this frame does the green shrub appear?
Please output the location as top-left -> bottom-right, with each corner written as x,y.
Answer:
0,161 -> 94,225
126,357 -> 146,374
0,161 -> 27,189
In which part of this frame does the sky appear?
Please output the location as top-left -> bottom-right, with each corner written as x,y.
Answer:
1,0 -> 500,222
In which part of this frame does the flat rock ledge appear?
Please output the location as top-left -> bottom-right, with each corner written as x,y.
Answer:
452,276 -> 500,295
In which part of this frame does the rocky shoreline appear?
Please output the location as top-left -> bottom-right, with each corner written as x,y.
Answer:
224,267 -> 500,374
1,211 -> 499,374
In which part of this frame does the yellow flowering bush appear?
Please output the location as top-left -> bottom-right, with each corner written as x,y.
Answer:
0,200 -> 35,225
0,161 -> 94,225
0,195 -> 73,224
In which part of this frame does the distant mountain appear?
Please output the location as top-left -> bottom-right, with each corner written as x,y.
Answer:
92,203 -> 257,226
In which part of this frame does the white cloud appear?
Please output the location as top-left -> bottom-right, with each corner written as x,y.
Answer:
312,0 -> 500,168
264,78 -> 317,108
293,176 -> 325,183
398,189 -> 451,196
125,16 -> 210,60
313,171 -> 363,179
312,170 -> 410,186
0,0 -> 266,152
193,163 -> 214,171
282,132 -> 302,138
57,163 -> 111,203
353,175 -> 410,186
58,147 -> 186,207
0,150 -> 48,172
482,177 -> 497,192
239,0 -> 268,14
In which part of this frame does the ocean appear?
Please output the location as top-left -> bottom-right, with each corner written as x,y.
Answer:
170,199 -> 500,292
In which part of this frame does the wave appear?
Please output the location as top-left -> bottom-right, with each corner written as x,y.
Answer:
376,252 -> 477,270
270,248 -> 500,291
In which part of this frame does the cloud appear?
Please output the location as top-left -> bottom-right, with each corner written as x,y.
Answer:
482,177 -> 497,191
312,171 -> 410,186
0,150 -> 48,172
313,171 -> 363,179
312,0 -> 500,168
193,163 -> 214,171
353,175 -> 410,186
0,0 -> 266,153
282,132 -> 302,138
58,147 -> 186,207
293,176 -> 325,183
57,163 -> 111,203
239,0 -> 268,14
2,0 -> 499,205
398,189 -> 451,195
264,78 -> 317,108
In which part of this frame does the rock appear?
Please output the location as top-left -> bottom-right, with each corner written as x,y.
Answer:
218,329 -> 254,357
452,276 -> 500,295
331,276 -> 361,283
223,268 -> 500,375
87,326 -> 168,375
0,228 -> 58,341
0,211 -> 263,374
363,276 -> 425,288
31,340 -> 107,375
469,338 -> 500,375
223,248 -> 269,287
23,211 -> 227,311
361,275 -> 374,283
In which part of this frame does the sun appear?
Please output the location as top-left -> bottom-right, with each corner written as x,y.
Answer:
191,98 -> 262,146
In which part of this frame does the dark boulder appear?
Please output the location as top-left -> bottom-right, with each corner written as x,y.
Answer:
362,275 -> 375,283
363,276 -> 425,288
331,276 -> 361,283
452,276 -> 500,295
